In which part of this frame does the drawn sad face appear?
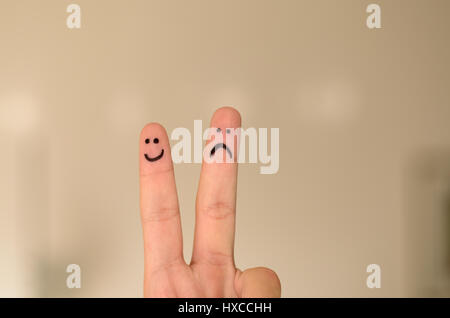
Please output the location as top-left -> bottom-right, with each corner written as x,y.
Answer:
143,137 -> 164,162
210,128 -> 233,159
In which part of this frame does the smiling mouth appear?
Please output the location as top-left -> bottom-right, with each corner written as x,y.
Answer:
210,143 -> 233,158
144,149 -> 164,162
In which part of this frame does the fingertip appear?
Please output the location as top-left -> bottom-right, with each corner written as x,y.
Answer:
211,106 -> 241,128
140,122 -> 167,139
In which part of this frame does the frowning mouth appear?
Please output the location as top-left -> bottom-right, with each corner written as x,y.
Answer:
210,143 -> 232,158
144,149 -> 164,162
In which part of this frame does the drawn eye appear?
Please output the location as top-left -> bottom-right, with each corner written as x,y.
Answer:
145,138 -> 150,144
216,128 -> 221,133
153,138 -> 159,144
226,129 -> 231,134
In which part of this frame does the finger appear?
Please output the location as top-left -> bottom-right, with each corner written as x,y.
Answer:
235,267 -> 281,298
192,107 -> 241,266
139,123 -> 184,272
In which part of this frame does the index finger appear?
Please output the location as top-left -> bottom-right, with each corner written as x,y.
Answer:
139,123 -> 184,273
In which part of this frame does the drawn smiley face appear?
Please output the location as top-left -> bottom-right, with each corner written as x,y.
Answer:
210,128 -> 233,159
143,137 -> 164,162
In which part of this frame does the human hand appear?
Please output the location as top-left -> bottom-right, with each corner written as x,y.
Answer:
139,107 -> 281,297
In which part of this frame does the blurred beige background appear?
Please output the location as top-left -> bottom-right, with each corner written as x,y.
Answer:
0,0 -> 449,297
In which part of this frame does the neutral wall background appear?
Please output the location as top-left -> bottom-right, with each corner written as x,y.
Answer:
1,0 -> 449,297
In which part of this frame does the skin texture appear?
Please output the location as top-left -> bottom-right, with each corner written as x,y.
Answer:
139,107 -> 281,298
